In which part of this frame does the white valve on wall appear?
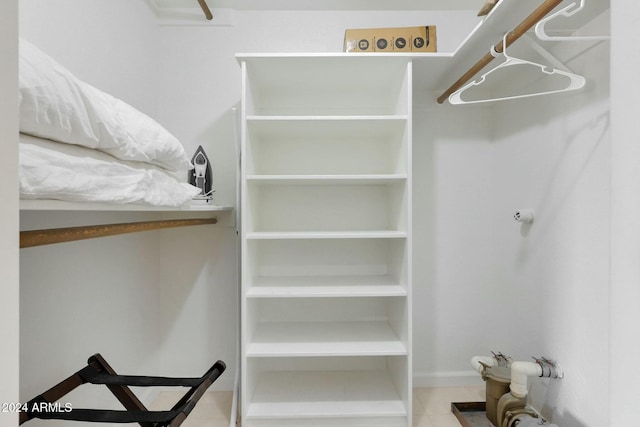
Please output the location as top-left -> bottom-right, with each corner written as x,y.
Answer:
514,209 -> 535,223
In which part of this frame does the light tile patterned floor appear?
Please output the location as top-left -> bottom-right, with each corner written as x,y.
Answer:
413,385 -> 485,427
150,385 -> 486,427
149,390 -> 234,427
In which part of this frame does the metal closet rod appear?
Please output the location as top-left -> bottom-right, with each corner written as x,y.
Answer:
20,217 -> 217,248
436,0 -> 564,104
198,0 -> 213,20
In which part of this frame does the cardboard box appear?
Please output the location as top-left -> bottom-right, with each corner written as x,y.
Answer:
344,26 -> 437,53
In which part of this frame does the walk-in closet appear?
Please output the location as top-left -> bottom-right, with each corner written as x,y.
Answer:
1,1 -> 637,427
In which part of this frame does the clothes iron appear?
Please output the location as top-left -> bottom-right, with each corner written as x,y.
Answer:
189,145 -> 214,202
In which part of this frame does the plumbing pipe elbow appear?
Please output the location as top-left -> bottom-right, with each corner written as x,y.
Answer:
471,356 -> 497,374
510,361 -> 542,399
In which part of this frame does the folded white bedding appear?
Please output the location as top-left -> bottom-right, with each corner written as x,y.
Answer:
19,39 -> 193,172
19,134 -> 202,207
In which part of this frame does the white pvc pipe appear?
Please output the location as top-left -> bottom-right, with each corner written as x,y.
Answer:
471,355 -> 498,374
510,361 -> 543,399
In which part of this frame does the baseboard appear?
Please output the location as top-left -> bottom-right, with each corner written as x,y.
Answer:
413,370 -> 484,388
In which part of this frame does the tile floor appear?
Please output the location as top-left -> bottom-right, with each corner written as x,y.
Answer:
150,385 -> 486,427
413,385 -> 485,427
149,390 -> 234,427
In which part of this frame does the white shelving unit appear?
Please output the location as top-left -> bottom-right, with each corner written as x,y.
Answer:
238,54 -> 413,427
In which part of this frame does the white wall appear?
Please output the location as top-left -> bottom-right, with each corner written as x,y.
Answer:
18,0 -> 164,407
19,0 -> 161,114
412,104 -> 494,386
20,212 -> 165,407
487,27 -> 610,426
411,11 -> 612,427
0,0 -> 19,426
610,1 -> 640,426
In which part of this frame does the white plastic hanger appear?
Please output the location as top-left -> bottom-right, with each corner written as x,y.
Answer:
535,0 -> 610,42
448,34 -> 586,105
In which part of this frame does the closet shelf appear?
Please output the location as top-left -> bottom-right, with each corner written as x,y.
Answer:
246,115 -> 407,132
247,275 -> 407,298
246,115 -> 408,121
247,321 -> 406,357
20,201 -> 234,247
247,174 -> 408,185
246,231 -> 408,240
237,52 -> 449,59
237,1 -> 608,99
247,370 -> 407,420
20,199 -> 233,212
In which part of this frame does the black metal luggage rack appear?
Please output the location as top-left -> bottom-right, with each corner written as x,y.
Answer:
20,353 -> 226,427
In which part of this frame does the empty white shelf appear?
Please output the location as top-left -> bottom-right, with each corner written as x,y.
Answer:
246,115 -> 408,121
246,370 -> 407,419
246,231 -> 408,240
247,174 -> 408,185
247,321 -> 407,357
247,275 -> 407,298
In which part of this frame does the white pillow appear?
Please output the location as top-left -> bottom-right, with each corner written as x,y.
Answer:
19,134 -> 202,207
18,39 -> 193,172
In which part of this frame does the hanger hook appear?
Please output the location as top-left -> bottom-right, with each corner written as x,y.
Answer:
500,32 -> 515,62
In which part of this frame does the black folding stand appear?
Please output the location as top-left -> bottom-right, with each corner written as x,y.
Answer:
20,353 -> 226,426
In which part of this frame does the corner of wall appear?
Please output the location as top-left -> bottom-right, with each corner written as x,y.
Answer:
0,0 -> 20,418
